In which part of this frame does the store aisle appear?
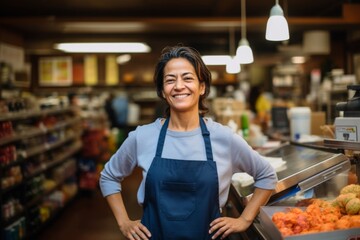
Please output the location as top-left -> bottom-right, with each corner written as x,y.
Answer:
37,167 -> 143,240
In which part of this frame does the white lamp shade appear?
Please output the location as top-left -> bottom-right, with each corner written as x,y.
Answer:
226,57 -> 241,74
266,16 -> 289,41
265,4 -> 289,41
235,39 -> 254,64
303,31 -> 330,55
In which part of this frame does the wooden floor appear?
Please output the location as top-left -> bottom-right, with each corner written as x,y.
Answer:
37,167 -> 143,240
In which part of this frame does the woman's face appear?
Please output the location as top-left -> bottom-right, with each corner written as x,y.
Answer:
162,58 -> 205,114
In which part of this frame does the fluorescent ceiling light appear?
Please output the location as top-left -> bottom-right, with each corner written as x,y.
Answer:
202,55 -> 232,65
116,54 -> 132,64
63,22 -> 146,33
226,57 -> 241,74
202,55 -> 241,73
54,42 -> 151,53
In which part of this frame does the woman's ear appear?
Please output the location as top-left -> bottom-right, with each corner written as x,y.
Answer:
200,83 -> 206,95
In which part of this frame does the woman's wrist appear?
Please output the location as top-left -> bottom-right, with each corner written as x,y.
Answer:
239,215 -> 252,224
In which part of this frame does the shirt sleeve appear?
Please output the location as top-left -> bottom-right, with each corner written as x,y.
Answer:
231,133 -> 278,190
99,130 -> 138,197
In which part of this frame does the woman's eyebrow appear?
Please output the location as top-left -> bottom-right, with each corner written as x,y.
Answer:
182,72 -> 195,76
164,73 -> 176,78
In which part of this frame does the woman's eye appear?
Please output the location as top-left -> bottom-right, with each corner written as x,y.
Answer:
164,79 -> 175,84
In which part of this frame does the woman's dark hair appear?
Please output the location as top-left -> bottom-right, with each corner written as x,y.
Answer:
153,45 -> 212,117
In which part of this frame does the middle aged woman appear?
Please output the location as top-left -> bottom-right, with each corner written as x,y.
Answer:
99,45 -> 278,240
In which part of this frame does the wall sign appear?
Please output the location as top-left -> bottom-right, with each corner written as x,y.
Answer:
39,57 -> 72,86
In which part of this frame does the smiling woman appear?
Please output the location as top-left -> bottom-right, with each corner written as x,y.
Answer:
162,58 -> 206,122
99,45 -> 277,239
154,46 -> 211,119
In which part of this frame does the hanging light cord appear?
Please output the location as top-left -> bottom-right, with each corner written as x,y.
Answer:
241,0 -> 246,39
283,0 -> 287,17
229,27 -> 235,56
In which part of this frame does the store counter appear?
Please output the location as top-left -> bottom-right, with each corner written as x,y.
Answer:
225,143 -> 352,240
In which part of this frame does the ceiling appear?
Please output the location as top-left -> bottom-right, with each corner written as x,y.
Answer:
1,0 -> 360,64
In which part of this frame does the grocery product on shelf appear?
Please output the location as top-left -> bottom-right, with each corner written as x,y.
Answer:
0,103 -> 82,240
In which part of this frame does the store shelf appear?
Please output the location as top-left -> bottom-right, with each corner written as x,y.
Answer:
0,105 -> 83,240
1,181 -> 23,195
24,194 -> 78,240
1,209 -> 25,228
24,141 -> 82,179
0,158 -> 25,171
0,117 -> 81,146
26,161 -> 78,208
18,131 -> 82,160
0,107 -> 75,122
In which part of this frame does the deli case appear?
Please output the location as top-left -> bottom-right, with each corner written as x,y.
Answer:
225,142 -> 356,240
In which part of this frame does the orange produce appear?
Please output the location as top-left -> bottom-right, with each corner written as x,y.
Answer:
350,215 -> 360,228
336,217 -> 351,229
272,184 -> 360,237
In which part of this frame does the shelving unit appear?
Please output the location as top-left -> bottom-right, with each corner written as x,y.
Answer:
318,86 -> 349,124
271,65 -> 305,105
0,106 -> 82,240
75,94 -> 112,192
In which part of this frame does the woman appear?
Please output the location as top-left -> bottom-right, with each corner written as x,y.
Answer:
99,45 -> 277,240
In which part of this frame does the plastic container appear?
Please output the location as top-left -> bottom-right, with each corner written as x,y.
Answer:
288,107 -> 311,141
241,113 -> 249,140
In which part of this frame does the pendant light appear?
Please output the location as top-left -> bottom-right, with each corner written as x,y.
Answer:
265,0 -> 289,41
235,0 -> 254,64
226,27 -> 241,74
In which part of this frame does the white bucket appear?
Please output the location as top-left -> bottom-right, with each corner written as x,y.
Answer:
288,107 -> 311,141
127,103 -> 140,124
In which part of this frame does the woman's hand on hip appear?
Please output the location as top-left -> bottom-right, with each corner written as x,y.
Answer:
119,219 -> 151,240
209,216 -> 251,239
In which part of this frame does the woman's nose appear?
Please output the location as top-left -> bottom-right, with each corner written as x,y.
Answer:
174,79 -> 184,89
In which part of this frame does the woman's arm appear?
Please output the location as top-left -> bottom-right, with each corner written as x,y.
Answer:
106,193 -> 131,229
209,187 -> 273,239
239,187 -> 273,224
105,193 -> 151,240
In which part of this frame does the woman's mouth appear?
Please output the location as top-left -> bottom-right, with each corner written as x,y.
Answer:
173,94 -> 190,99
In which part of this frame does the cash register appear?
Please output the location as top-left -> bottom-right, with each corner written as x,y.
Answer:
334,84 -> 360,142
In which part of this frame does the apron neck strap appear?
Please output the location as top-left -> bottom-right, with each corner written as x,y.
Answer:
155,116 -> 214,161
200,117 -> 214,161
155,117 -> 170,157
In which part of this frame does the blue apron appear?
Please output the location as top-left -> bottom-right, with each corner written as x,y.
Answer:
141,117 -> 221,239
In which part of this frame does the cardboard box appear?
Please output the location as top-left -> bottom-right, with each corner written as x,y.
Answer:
311,112 -> 326,136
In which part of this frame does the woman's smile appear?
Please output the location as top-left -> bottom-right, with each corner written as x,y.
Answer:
162,58 -> 205,114
172,93 -> 190,99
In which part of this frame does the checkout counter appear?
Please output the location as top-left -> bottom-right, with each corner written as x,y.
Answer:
225,85 -> 360,239
224,85 -> 360,240
225,142 -> 354,240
